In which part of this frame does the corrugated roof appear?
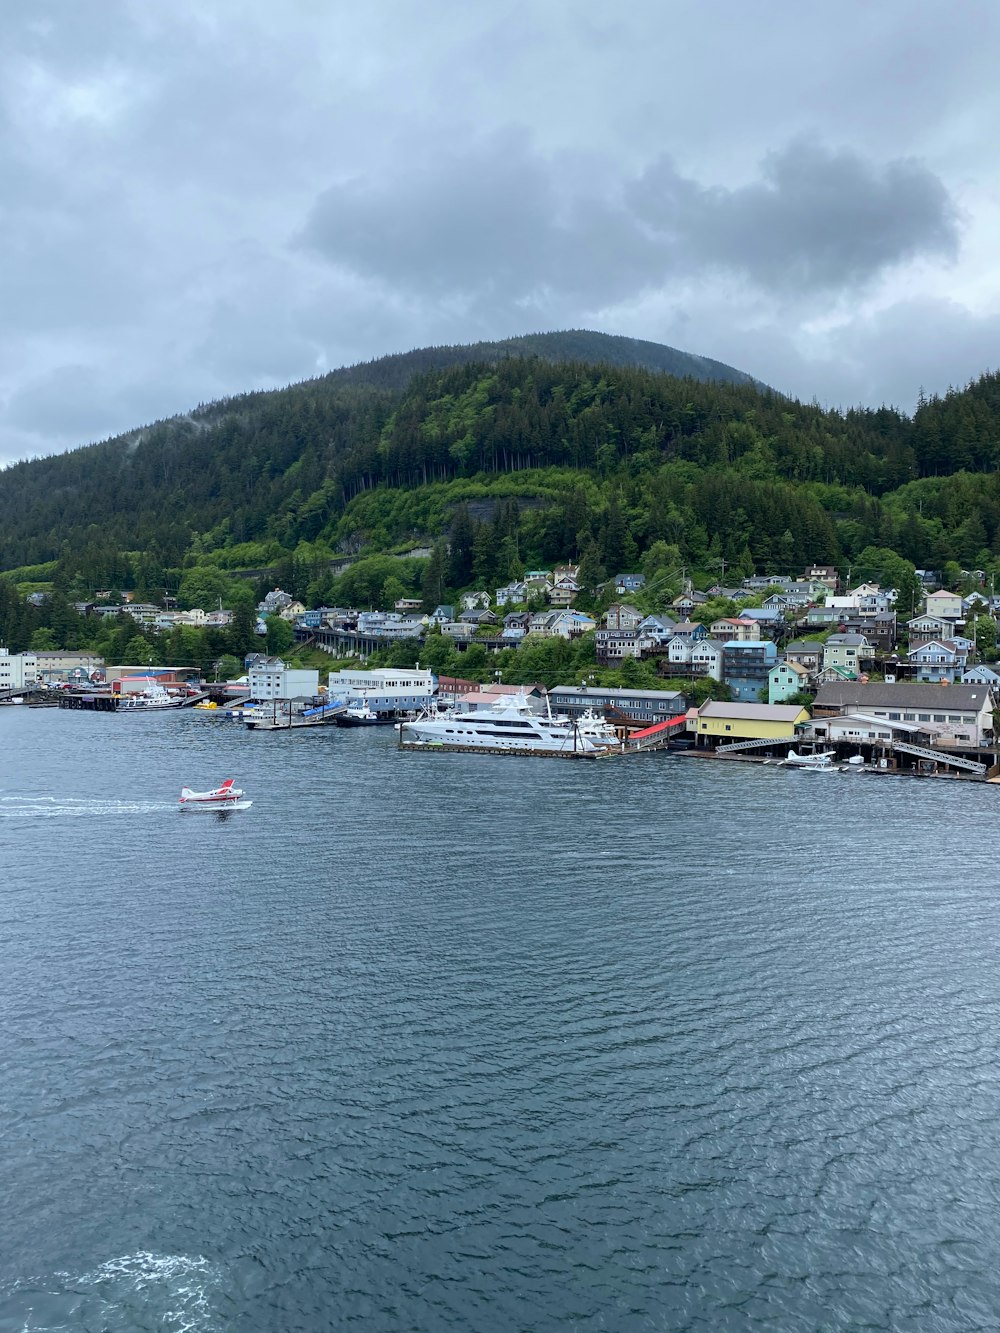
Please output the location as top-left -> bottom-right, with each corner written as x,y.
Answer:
699,702 -> 809,720
813,682 -> 989,710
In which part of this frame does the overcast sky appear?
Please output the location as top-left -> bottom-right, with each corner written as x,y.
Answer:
2,0 -> 999,466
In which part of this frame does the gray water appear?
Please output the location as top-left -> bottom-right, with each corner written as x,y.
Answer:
3,708 -> 1000,1331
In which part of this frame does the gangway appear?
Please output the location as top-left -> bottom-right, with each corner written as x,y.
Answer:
715,736 -> 796,754
625,713 -> 688,751
301,696 -> 346,721
892,742 -> 987,776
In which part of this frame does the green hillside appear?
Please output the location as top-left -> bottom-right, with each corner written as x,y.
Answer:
3,331 -> 1000,666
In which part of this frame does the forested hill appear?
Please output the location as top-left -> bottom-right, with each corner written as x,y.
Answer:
319,330 -> 763,393
3,336 -> 1000,613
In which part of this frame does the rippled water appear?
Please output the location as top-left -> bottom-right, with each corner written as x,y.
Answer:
4,707 -> 1000,1330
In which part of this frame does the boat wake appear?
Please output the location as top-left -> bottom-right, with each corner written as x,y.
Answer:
0,1251 -> 225,1331
0,796 -> 177,819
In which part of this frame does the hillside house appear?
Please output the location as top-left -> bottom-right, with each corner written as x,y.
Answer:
784,639 -> 825,676
604,603 -> 644,631
822,633 -> 875,677
495,582 -> 527,607
613,573 -> 646,594
908,639 -> 969,684
768,659 -> 810,704
907,614 -> 957,648
923,589 -> 964,621
710,617 -> 761,641
721,640 -> 779,701
596,630 -> 642,664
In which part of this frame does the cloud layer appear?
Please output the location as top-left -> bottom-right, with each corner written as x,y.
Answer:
1,1 -> 998,464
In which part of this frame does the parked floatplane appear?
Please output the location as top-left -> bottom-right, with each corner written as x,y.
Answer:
782,750 -> 836,768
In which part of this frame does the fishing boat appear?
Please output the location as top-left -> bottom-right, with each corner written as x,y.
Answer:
178,778 -> 249,806
335,702 -> 380,727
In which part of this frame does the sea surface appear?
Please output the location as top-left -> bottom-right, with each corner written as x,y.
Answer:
3,707 -> 1000,1331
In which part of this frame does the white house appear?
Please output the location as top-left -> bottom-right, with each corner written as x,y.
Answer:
923,589 -> 964,621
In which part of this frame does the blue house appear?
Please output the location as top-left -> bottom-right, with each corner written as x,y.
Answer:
614,573 -> 646,594
721,640 -> 778,701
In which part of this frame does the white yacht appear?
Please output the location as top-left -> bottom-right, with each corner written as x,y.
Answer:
400,694 -> 621,755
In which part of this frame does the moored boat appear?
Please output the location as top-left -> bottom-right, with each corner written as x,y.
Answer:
400,693 -> 621,755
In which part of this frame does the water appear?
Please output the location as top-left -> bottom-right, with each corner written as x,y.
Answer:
3,708 -> 1000,1331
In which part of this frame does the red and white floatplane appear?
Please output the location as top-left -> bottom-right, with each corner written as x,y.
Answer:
178,778 -> 251,809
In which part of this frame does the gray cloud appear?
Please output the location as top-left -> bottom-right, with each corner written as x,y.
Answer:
302,135 -> 958,318
630,142 -> 959,292
0,1 -> 998,466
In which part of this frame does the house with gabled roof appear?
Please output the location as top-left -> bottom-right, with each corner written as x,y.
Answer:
923,588 -> 963,620
908,639 -> 969,684
768,659 -> 810,704
710,616 -> 761,642
822,632 -> 874,677
605,602 -> 644,631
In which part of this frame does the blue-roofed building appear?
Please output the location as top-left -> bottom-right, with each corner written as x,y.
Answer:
721,640 -> 778,702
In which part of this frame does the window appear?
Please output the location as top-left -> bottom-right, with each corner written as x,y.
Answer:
725,724 -> 732,731
918,714 -> 931,722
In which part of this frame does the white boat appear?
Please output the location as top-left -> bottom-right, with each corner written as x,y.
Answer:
399,694 -> 621,755
120,683 -> 186,710
179,778 -> 248,806
782,749 -> 836,768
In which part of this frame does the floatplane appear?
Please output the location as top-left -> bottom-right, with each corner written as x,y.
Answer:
782,749 -> 836,769
178,778 -> 251,808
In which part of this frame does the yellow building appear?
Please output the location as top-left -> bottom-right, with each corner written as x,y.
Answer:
695,700 -> 810,744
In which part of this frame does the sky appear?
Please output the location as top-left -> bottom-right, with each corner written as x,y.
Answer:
2,0 -> 1000,466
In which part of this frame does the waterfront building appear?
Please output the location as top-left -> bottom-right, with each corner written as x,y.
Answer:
547,686 -> 685,727
326,667 -> 436,715
811,682 -> 994,747
693,701 -> 810,746
31,650 -> 104,683
248,658 -> 319,701
0,647 -> 38,692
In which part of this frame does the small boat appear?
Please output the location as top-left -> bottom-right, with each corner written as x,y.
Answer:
179,778 -> 248,806
335,703 -> 380,727
782,749 -> 836,768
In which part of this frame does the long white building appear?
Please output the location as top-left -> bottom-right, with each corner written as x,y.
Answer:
327,666 -> 436,716
0,648 -> 38,692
